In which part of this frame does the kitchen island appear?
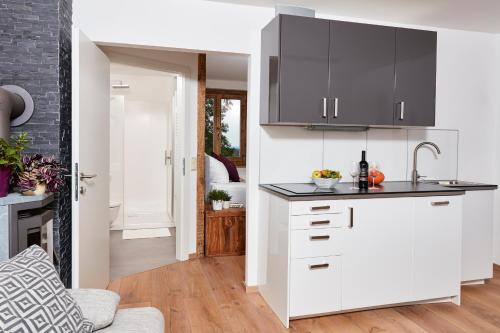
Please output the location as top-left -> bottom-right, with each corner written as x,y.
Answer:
258,181 -> 466,327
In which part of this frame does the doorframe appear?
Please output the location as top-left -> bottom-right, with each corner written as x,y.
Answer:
195,54 -> 206,257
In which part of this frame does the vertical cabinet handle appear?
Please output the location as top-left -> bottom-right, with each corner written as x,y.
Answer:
322,98 -> 327,118
399,101 -> 405,120
349,207 -> 354,229
333,97 -> 339,118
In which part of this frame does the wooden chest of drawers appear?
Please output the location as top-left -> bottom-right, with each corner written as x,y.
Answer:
205,205 -> 245,256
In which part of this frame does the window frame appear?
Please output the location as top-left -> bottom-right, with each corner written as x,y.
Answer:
205,88 -> 247,166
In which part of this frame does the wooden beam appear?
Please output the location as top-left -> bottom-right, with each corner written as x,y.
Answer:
196,54 -> 207,257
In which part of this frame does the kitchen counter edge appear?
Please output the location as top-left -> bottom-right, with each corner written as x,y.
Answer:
259,183 -> 466,201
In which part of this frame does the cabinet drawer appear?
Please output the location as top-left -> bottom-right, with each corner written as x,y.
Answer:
291,212 -> 350,230
291,228 -> 344,258
291,200 -> 346,215
290,256 -> 341,317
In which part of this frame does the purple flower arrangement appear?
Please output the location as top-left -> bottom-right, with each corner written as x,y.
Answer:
15,154 -> 67,193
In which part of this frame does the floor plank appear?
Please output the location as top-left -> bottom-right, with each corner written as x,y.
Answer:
109,256 -> 500,333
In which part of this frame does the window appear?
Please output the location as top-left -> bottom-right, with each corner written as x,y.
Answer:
205,89 -> 247,166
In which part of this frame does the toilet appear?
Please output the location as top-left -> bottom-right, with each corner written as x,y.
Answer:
109,201 -> 121,227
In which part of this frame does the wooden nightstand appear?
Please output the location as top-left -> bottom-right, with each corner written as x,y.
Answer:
205,205 -> 245,256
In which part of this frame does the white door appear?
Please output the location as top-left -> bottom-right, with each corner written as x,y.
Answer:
342,198 -> 413,310
72,28 -> 110,289
413,196 -> 462,300
165,77 -> 176,223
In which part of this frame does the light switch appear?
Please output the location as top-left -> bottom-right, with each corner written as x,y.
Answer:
191,157 -> 197,171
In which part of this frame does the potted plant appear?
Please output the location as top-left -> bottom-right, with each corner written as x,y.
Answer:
208,189 -> 230,211
222,192 -> 232,209
15,154 -> 66,196
0,133 -> 29,197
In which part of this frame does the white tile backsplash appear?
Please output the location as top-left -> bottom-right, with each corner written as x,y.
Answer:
259,126 -> 323,183
323,131 -> 367,182
367,128 -> 408,181
407,129 -> 458,181
259,127 -> 459,184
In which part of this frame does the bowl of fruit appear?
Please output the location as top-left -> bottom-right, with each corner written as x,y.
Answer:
311,169 -> 342,189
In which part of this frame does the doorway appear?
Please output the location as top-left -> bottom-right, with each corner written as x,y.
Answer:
106,58 -> 179,279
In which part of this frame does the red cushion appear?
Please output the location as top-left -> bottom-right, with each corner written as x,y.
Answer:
211,152 -> 240,182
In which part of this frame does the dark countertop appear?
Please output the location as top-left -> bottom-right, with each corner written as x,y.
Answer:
420,181 -> 497,192
260,181 -> 467,201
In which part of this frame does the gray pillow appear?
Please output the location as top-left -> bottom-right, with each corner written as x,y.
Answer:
0,245 -> 93,333
69,289 -> 120,330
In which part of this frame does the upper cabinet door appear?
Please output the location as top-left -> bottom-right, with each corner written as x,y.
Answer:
329,21 -> 396,125
279,15 -> 330,124
394,28 -> 437,126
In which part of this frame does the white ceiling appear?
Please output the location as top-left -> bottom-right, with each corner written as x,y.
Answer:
206,53 -> 248,82
208,0 -> 500,33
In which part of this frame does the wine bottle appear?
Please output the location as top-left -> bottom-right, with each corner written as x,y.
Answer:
358,150 -> 369,189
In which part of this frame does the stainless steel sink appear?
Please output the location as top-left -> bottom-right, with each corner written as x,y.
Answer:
422,180 -> 484,187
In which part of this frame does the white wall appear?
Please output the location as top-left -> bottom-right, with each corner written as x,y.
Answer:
74,0 -> 500,284
206,79 -> 247,90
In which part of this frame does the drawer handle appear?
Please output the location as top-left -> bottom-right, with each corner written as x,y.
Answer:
431,201 -> 450,206
309,263 -> 329,270
310,205 -> 331,211
310,235 -> 330,241
310,220 -> 330,226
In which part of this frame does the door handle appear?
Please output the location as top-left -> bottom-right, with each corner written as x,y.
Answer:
322,98 -> 327,118
80,172 -> 97,180
349,207 -> 354,229
399,101 -> 405,120
333,97 -> 339,118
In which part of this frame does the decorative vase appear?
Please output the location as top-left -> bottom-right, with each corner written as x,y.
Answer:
22,182 -> 47,196
223,201 -> 230,209
212,200 -> 223,211
0,166 -> 11,198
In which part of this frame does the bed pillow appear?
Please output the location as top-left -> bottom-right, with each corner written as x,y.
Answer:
211,152 -> 240,182
0,246 -> 93,333
205,153 -> 229,184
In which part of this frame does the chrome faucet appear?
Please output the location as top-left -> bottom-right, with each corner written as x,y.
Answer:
412,141 -> 441,184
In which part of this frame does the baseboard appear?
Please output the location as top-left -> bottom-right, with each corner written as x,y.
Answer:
243,282 -> 258,294
188,253 -> 198,259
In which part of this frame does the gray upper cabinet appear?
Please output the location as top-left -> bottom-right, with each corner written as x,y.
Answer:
394,28 -> 437,126
329,21 -> 396,126
260,15 -> 437,127
260,15 -> 330,124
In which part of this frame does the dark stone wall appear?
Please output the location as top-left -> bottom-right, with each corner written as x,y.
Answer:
0,0 -> 72,286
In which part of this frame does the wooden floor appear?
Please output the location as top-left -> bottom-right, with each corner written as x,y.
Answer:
108,256 -> 500,333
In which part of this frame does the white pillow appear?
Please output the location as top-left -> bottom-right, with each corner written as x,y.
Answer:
205,154 -> 229,184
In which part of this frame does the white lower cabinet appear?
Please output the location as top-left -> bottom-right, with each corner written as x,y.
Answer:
342,198 -> 413,310
413,196 -> 462,300
290,256 -> 341,317
261,193 -> 463,328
